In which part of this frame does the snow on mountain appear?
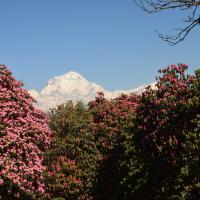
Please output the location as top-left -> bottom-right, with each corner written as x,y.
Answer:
112,82 -> 156,97
28,71 -> 156,111
29,89 -> 40,98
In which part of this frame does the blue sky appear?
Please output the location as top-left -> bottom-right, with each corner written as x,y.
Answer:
0,0 -> 199,91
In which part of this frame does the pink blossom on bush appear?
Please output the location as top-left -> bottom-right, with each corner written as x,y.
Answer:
0,65 -> 51,197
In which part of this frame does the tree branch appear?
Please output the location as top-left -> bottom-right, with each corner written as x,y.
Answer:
157,16 -> 200,45
133,0 -> 200,44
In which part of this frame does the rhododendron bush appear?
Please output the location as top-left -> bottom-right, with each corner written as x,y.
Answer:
0,65 -> 51,199
45,94 -> 139,200
89,92 -> 138,154
88,93 -> 139,199
45,102 -> 101,200
120,64 -> 200,199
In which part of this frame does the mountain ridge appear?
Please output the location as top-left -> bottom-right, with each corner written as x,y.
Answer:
29,71 -> 156,110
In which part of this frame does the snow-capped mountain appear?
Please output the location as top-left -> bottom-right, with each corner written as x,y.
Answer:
29,71 -> 156,111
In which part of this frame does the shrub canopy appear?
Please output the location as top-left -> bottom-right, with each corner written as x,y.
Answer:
0,65 -> 51,199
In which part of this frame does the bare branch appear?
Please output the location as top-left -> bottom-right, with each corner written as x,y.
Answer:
156,16 -> 200,45
133,0 -> 200,44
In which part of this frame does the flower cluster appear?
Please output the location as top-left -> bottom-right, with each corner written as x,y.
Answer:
89,92 -> 139,153
121,64 -> 200,199
0,65 -> 51,198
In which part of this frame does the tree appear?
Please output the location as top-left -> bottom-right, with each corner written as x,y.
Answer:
120,64 -> 200,199
45,94 -> 139,200
88,92 -> 139,199
0,65 -> 51,199
45,101 -> 100,200
134,0 -> 200,45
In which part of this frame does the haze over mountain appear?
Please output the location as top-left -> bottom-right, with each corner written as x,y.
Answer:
29,71 -> 156,110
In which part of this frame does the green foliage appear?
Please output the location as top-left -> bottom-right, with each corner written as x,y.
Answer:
44,101 -> 100,200
120,65 -> 200,199
88,93 -> 138,199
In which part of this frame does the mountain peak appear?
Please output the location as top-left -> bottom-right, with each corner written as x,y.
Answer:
64,71 -> 85,80
29,71 -> 156,111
